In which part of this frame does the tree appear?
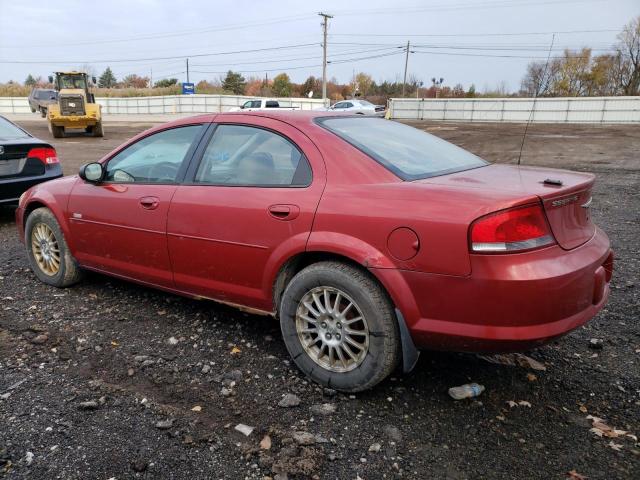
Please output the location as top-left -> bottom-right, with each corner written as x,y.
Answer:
352,72 -> 374,97
222,71 -> 246,95
24,74 -> 37,86
466,84 -> 476,98
121,74 -> 149,88
98,67 -> 117,88
154,78 -> 178,88
301,75 -> 321,98
615,16 -> 640,95
272,73 -> 292,97
452,84 -> 465,98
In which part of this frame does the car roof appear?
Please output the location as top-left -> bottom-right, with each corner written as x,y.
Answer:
162,110 -> 356,129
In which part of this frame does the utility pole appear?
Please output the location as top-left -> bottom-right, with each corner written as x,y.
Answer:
402,40 -> 410,97
186,58 -> 190,83
150,68 -> 153,88
319,12 -> 333,101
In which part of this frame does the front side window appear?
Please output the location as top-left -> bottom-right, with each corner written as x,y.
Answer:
194,124 -> 311,187
105,125 -> 202,183
318,117 -> 487,180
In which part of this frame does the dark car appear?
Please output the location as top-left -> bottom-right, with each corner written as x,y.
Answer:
28,88 -> 58,117
0,115 -> 61,205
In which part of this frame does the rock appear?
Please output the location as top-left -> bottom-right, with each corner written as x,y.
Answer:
224,369 -> 243,382
78,400 -> 99,410
260,434 -> 272,450
134,355 -> 149,363
201,364 -> 211,374
25,451 -> 34,466
292,431 -> 315,446
323,388 -> 337,398
310,403 -> 336,416
131,458 -> 148,472
127,368 -> 135,377
278,393 -> 301,408
383,425 -> 402,443
168,337 -> 179,345
589,338 -> 604,350
30,334 -> 48,345
155,419 -> 174,430
369,442 -> 382,452
234,424 -> 254,436
221,387 -> 233,397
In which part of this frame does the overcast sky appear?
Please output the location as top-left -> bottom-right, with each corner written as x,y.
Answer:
0,0 -> 637,92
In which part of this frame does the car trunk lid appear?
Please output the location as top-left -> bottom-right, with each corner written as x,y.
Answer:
0,144 -> 46,179
419,164 -> 596,250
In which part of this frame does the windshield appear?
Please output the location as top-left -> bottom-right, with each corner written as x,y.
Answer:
58,74 -> 87,90
0,116 -> 29,140
318,117 -> 487,180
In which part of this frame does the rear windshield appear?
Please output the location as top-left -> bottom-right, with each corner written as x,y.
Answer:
0,117 -> 29,140
318,117 -> 487,180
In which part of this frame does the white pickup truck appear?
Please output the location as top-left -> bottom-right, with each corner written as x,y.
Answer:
230,99 -> 299,112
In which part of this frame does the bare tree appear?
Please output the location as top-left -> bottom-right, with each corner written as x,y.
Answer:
615,16 -> 640,95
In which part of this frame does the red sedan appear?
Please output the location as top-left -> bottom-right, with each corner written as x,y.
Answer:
15,112 -> 613,391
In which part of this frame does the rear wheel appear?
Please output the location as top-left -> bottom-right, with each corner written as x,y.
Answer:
25,208 -> 83,287
279,261 -> 400,392
40,108 -> 47,118
50,124 -> 64,138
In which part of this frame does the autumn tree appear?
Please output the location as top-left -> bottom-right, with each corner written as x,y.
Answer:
301,76 -> 321,98
616,16 -> 640,95
121,74 -> 149,88
154,78 -> 178,88
272,73 -> 292,97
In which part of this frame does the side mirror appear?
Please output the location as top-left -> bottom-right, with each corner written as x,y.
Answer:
79,162 -> 104,183
92,76 -> 97,85
48,75 -> 54,84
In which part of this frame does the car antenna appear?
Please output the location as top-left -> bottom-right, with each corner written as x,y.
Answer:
517,33 -> 555,166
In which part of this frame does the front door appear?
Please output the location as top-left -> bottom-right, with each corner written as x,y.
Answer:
68,124 -> 205,287
167,116 -> 326,311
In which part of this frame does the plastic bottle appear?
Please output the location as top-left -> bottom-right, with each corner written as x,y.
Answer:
448,383 -> 485,400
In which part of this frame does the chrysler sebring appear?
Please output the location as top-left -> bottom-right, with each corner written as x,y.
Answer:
15,112 -> 613,391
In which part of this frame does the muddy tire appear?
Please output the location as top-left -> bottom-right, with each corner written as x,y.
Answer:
50,124 -> 64,138
92,121 -> 104,137
40,108 -> 47,118
25,208 -> 83,288
279,261 -> 400,392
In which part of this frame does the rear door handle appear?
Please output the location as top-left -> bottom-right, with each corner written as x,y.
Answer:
268,204 -> 300,221
139,196 -> 159,210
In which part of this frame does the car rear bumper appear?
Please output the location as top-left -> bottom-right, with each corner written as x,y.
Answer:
0,166 -> 63,205
373,227 -> 612,352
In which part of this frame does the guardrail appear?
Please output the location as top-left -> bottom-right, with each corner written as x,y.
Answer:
388,96 -> 640,124
0,94 -> 329,115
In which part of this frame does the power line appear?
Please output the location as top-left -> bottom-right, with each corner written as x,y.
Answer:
329,28 -> 619,38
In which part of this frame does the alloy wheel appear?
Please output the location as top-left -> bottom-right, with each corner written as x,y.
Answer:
31,222 -> 61,276
295,286 -> 370,373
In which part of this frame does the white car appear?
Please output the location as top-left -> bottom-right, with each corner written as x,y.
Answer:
322,99 -> 386,116
230,99 -> 299,112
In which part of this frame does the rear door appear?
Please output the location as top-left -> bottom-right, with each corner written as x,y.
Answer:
167,115 -> 326,311
67,123 -> 206,287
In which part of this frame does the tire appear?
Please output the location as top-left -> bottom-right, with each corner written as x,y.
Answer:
30,107 -> 36,113
25,208 -> 83,288
40,108 -> 47,118
50,124 -> 64,138
92,121 -> 104,137
279,261 -> 400,392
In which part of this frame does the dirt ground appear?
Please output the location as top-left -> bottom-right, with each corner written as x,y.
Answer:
1,117 -> 639,480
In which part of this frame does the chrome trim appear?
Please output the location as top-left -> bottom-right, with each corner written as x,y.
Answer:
581,197 -> 593,209
472,235 -> 554,252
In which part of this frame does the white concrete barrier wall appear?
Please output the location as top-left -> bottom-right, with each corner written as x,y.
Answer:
389,96 -> 640,123
0,95 -> 329,115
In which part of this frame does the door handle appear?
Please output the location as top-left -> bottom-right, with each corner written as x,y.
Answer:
268,204 -> 300,221
139,196 -> 159,210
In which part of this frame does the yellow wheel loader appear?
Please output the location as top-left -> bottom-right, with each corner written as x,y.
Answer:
47,71 -> 103,138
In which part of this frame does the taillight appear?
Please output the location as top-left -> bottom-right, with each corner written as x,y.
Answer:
27,147 -> 58,165
470,204 -> 555,253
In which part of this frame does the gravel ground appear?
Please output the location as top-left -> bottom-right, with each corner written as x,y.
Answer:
1,119 -> 639,480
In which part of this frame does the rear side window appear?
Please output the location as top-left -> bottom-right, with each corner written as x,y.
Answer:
194,125 -> 311,187
0,117 -> 29,140
318,117 -> 487,180
265,101 -> 279,108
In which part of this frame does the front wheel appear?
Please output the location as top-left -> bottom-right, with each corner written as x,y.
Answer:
50,124 -> 64,138
92,121 -> 104,137
25,208 -> 83,287
279,261 -> 400,392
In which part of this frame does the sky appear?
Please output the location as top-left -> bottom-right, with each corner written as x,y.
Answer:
0,0 -> 638,92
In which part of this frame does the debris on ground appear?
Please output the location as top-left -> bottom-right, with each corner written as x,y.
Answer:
448,383 -> 485,400
234,424 -> 254,436
477,353 -> 547,371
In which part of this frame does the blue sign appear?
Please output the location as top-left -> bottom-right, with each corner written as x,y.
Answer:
182,82 -> 195,95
